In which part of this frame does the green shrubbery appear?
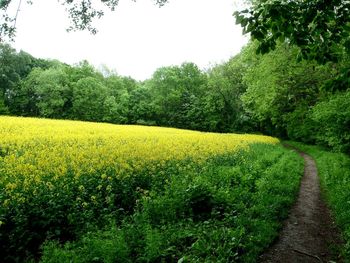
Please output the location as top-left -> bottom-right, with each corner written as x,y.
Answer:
311,90 -> 350,153
39,144 -> 303,262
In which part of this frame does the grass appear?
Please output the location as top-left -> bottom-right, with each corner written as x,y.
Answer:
40,144 -> 303,263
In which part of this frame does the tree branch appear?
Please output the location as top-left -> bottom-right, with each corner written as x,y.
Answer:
13,0 -> 23,29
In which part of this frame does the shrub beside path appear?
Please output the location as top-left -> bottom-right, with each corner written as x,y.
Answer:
259,147 -> 343,263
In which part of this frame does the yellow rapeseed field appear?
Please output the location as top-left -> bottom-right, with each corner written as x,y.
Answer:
0,116 -> 278,204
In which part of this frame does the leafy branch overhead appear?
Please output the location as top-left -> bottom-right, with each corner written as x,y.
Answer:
234,0 -> 350,64
0,0 -> 170,41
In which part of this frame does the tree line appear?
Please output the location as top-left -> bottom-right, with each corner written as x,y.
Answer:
1,42 -> 349,152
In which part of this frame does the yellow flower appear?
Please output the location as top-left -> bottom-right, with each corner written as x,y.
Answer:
0,116 -> 279,207
5,182 -> 17,191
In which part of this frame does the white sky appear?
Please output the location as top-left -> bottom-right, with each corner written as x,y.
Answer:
11,0 -> 248,80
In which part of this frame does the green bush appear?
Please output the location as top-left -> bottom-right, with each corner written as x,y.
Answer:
284,104 -> 316,143
311,90 -> 350,153
41,226 -> 130,263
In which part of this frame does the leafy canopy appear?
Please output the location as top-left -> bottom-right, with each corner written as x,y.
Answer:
234,0 -> 350,64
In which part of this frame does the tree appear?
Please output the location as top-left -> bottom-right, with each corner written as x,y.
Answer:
0,43 -> 55,114
311,90 -> 350,153
0,94 -> 9,114
205,51 -> 253,133
128,84 -> 157,125
71,76 -> 109,121
234,0 -> 350,64
0,43 -> 19,112
146,63 -> 206,129
9,65 -> 71,117
241,41 -> 335,138
235,1 -> 349,149
0,0 -> 170,41
66,60 -> 103,83
29,67 -> 71,118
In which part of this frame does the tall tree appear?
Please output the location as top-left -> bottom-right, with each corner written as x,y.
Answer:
71,76 -> 108,121
241,42 -> 335,138
0,43 -> 54,114
311,90 -> 350,152
147,63 -> 206,129
29,67 -> 71,118
205,56 -> 249,132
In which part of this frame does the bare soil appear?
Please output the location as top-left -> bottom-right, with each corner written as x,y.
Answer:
259,149 -> 343,263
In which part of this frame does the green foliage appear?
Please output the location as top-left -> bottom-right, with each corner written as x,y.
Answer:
72,77 -> 109,121
234,0 -> 350,64
241,40 -> 349,151
0,43 -> 58,115
38,144 -> 303,262
204,53 -> 251,132
241,41 -> 337,139
146,62 -> 207,130
25,67 -> 71,118
284,104 -> 316,143
311,90 -> 350,153
2,55 -> 137,124
41,228 -> 130,263
0,94 -> 9,114
128,85 -> 158,126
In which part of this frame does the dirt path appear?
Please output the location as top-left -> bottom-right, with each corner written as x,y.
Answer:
259,149 -> 342,263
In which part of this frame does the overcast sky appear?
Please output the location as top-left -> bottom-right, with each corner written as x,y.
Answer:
11,0 -> 249,80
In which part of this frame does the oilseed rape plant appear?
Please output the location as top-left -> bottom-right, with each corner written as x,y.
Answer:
0,116 -> 283,261
0,116 -> 277,182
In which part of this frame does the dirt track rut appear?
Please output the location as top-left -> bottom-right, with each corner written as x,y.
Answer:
259,149 -> 342,263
